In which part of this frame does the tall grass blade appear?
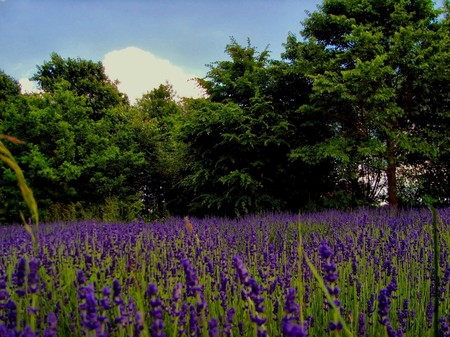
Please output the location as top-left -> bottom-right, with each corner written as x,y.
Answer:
305,254 -> 354,337
0,136 -> 39,251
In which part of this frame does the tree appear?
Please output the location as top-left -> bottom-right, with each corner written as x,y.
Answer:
179,40 -> 335,216
134,84 -> 187,217
268,46 -> 339,210
0,81 -> 150,222
198,38 -> 272,107
288,0 -> 450,208
180,99 -> 278,216
0,70 -> 20,101
181,41 -> 290,215
31,53 -> 128,119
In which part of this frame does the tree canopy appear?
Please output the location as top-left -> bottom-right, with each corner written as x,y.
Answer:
288,0 -> 450,208
1,0 -> 449,221
31,53 -> 129,119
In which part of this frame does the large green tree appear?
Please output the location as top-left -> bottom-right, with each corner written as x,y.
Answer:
288,0 -> 450,208
180,40 -> 336,216
31,53 -> 128,119
0,70 -> 21,101
0,73 -> 152,222
133,84 -> 188,217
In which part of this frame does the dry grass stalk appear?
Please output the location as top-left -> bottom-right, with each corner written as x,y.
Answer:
184,216 -> 194,234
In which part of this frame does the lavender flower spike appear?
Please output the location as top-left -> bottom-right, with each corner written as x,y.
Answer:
232,256 -> 250,286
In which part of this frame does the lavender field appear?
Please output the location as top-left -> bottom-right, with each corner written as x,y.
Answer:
1,207 -> 450,337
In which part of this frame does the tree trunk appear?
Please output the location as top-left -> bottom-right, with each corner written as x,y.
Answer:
386,138 -> 398,210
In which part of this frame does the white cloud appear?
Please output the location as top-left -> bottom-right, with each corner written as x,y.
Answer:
19,78 -> 39,94
103,46 -> 205,104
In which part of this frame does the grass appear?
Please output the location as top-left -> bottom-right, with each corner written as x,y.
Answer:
0,134 -> 39,251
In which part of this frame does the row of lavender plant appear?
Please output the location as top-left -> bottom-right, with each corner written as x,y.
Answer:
0,207 -> 449,336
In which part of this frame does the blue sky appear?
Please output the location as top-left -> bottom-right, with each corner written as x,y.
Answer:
1,0 -> 321,101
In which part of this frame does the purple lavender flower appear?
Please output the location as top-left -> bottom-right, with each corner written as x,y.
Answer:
134,311 -> 145,337
356,281 -> 362,300
223,307 -> 235,336
127,296 -> 136,326
43,312 -> 57,337
283,322 -> 307,337
0,325 -> 10,337
396,327 -> 405,337
172,282 -> 182,303
196,288 -> 208,316
397,298 -> 409,333
248,278 -> 265,314
182,258 -> 200,296
329,321 -> 343,332
319,242 -> 333,259
112,279 -> 122,303
171,282 -> 182,315
377,277 -> 402,336
426,301 -> 433,329
233,256 -> 267,335
149,307 -> 165,337
0,288 -> 10,302
319,240 -> 341,330
358,313 -> 367,337
439,316 -> 450,337
177,302 -> 188,336
208,318 -> 219,337
281,287 -> 307,336
219,272 -> 229,309
27,258 -> 39,294
250,313 -> 267,326
233,256 -> 250,286
189,304 -> 200,336
80,284 -> 100,333
378,289 -> 391,323
6,300 -> 17,330
100,285 -> 112,310
76,270 -> 85,286
284,288 -> 299,316
352,257 -> 358,275
304,284 -> 310,304
367,294 -> 375,319
386,276 -> 398,297
268,278 -> 278,295
147,284 -> 165,337
385,324 -> 397,337
14,258 -> 26,297
205,256 -> 214,276
147,283 -> 158,297
0,279 -> 7,290
22,325 -> 36,337
238,320 -> 244,335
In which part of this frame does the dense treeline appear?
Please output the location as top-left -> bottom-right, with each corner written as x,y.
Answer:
1,0 -> 449,222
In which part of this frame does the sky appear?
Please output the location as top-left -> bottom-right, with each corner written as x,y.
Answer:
0,0 -> 321,103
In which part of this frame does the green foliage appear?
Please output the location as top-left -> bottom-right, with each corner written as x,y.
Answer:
134,83 -> 188,218
287,0 -> 450,208
31,53 -> 129,119
0,69 -> 21,101
1,1 -> 449,221
0,135 -> 38,248
182,39 -> 340,216
198,38 -> 271,107
0,67 -> 158,222
180,99 -> 253,215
